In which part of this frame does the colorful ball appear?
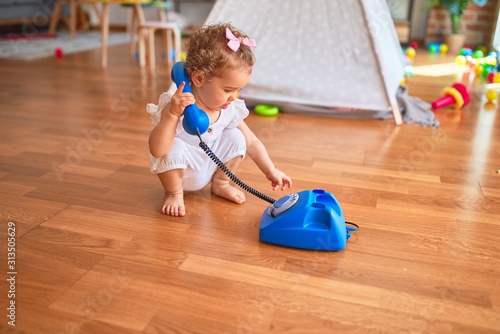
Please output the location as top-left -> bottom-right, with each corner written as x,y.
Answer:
460,47 -> 473,57
440,44 -> 448,54
428,43 -> 439,54
473,50 -> 484,59
475,64 -> 484,76
405,47 -> 416,58
493,72 -> 500,83
455,55 -> 467,66
487,72 -> 495,83
485,90 -> 499,102
468,57 -> 478,69
487,52 -> 498,59
55,48 -> 63,58
483,64 -> 495,78
477,45 -> 488,55
409,41 -> 418,50
484,56 -> 497,66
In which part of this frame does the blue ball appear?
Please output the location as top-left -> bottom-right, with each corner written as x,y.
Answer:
487,51 -> 498,60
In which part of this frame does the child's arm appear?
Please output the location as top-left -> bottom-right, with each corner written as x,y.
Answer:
149,82 -> 195,158
237,121 -> 292,190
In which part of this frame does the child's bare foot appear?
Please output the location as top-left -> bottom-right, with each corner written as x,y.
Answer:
162,192 -> 186,216
211,182 -> 246,204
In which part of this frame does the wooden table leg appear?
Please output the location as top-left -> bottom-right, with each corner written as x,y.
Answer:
101,3 -> 109,68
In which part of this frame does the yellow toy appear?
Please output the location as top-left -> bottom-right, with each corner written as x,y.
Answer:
405,47 -> 416,60
455,55 -> 466,66
494,73 -> 500,84
485,90 -> 499,103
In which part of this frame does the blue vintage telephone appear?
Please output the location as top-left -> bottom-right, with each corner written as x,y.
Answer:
170,62 -> 357,251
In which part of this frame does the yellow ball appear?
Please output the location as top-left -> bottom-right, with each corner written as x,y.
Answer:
485,90 -> 499,102
475,64 -> 485,76
180,51 -> 187,61
494,73 -> 500,83
484,56 -> 497,66
400,77 -> 406,86
478,45 -> 488,55
455,55 -> 466,66
405,47 -> 416,58
440,44 -> 448,54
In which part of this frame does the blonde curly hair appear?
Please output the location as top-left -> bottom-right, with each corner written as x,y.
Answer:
185,23 -> 255,79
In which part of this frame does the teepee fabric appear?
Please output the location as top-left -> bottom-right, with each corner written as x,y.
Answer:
205,0 -> 405,118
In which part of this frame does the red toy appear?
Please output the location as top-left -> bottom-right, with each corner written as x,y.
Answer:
431,83 -> 470,109
55,48 -> 63,58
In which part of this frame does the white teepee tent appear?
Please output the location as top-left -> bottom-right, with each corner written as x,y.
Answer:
205,0 -> 405,124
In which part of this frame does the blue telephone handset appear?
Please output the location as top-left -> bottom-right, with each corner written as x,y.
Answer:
170,62 -> 210,136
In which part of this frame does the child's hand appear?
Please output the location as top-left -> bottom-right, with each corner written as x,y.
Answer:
267,168 -> 292,191
168,82 -> 196,118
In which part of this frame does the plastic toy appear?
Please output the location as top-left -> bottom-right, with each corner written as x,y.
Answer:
460,47 -> 473,57
492,72 -> 500,83
170,62 -> 358,251
409,41 -> 418,50
473,50 -> 484,59
477,45 -> 488,55
260,189 -> 357,251
455,55 -> 467,66
440,44 -> 448,54
170,62 -> 209,136
431,83 -> 470,110
487,72 -> 495,83
484,56 -> 497,67
254,104 -> 279,117
405,47 -> 416,59
482,64 -> 495,79
485,90 -> 499,103
428,43 -> 439,54
55,48 -> 63,58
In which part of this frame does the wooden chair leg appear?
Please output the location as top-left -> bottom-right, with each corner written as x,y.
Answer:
138,27 -> 146,67
165,29 -> 172,64
48,1 -> 63,34
90,3 -> 102,29
148,28 -> 156,70
172,27 -> 181,62
128,7 -> 137,56
69,0 -> 77,39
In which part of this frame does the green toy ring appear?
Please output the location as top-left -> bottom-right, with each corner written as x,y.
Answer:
254,104 -> 279,117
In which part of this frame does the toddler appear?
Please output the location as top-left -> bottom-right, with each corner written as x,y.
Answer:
148,23 -> 292,216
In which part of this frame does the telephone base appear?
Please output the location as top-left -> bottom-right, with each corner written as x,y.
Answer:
259,189 -> 351,251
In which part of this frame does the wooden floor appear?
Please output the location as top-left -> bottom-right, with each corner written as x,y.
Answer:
0,41 -> 499,334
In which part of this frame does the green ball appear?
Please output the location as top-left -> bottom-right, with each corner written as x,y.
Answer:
473,50 -> 484,59
482,64 -> 495,78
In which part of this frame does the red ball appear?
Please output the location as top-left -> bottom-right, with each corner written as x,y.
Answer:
409,41 -> 418,50
55,48 -> 63,58
487,72 -> 495,83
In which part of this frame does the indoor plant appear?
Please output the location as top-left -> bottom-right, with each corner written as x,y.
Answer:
424,0 -> 488,53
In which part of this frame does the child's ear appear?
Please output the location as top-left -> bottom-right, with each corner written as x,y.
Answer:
191,70 -> 205,87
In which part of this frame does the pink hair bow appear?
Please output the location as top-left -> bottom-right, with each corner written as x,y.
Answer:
226,27 -> 256,52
